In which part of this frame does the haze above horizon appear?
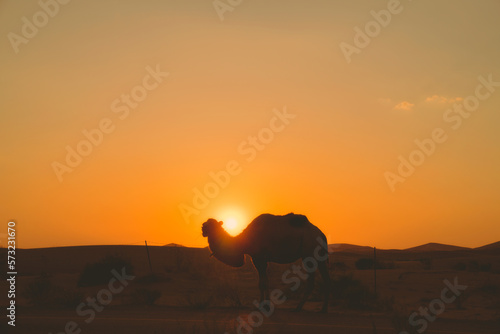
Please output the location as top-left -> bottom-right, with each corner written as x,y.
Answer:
1,0 -> 499,249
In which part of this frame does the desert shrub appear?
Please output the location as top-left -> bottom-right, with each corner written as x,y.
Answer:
468,260 -> 480,272
355,258 -> 374,270
173,247 -> 191,272
390,311 -> 421,334
454,290 -> 468,310
332,261 -> 349,271
385,299 -> 420,333
479,263 -> 492,272
131,288 -> 162,305
24,274 -> 55,306
331,274 -> 374,309
308,277 -> 332,302
164,248 -> 202,274
355,258 -> 395,270
419,258 -> 432,270
379,261 -> 396,269
78,255 -> 134,287
452,262 -> 467,271
56,288 -> 85,308
466,260 -> 492,272
214,280 -> 242,308
183,293 -> 213,310
478,283 -> 499,295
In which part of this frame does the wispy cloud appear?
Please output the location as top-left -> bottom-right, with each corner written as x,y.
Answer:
393,101 -> 415,111
379,94 -> 463,112
425,95 -> 463,104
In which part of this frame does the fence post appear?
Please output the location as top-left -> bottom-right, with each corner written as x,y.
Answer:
145,240 -> 153,273
374,246 -> 377,296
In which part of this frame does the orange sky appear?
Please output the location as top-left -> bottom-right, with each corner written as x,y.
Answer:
1,0 -> 499,249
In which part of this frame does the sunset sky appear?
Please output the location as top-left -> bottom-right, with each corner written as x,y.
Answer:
1,0 -> 499,249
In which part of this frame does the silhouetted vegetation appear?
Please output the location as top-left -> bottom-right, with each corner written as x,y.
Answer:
331,274 -> 374,309
56,288 -> 85,309
452,260 -> 492,272
78,255 -> 134,287
23,273 -> 84,308
468,260 -> 492,272
23,273 -> 54,306
172,247 -> 191,272
214,279 -> 243,308
453,261 -> 467,271
454,289 -> 468,310
132,288 -> 162,305
355,258 -> 374,270
390,310 -> 421,334
355,258 -> 395,270
331,261 -> 349,271
419,258 -> 433,270
478,283 -> 499,295
183,293 -> 213,310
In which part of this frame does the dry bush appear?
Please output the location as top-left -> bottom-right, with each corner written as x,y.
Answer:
23,273 -> 55,306
78,255 -> 134,287
330,274 -> 375,309
355,258 -> 395,270
23,273 -> 84,308
131,288 -> 162,305
55,288 -> 85,309
213,278 -> 243,308
390,310 -> 421,334
183,292 -> 213,310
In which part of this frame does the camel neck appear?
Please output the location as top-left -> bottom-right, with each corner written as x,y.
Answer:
207,227 -> 245,267
208,228 -> 237,251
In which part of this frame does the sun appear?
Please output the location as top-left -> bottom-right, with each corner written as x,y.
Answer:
218,208 -> 247,236
226,217 -> 238,230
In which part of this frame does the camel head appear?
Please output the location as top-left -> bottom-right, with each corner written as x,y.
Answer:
201,218 -> 244,267
201,218 -> 223,237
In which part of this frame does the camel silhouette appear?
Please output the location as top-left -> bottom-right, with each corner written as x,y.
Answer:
201,213 -> 331,312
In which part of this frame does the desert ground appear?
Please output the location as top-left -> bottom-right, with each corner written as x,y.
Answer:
2,242 -> 499,333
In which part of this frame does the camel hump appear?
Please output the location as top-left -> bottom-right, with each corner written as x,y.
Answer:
287,213 -> 310,227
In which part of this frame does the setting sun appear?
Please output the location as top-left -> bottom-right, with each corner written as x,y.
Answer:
226,217 -> 237,230
217,208 -> 248,236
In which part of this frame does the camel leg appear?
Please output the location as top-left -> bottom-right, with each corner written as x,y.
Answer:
253,259 -> 269,302
318,260 -> 331,313
295,270 -> 315,311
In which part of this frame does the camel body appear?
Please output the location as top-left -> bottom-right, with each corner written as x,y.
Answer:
202,213 -> 331,312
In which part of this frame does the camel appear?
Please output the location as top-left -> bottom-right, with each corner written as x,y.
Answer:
201,213 -> 331,312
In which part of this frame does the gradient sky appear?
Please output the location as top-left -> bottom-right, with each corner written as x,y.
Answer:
1,0 -> 499,249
